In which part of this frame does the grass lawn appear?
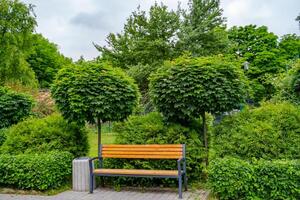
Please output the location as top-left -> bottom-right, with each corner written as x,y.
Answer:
87,123 -> 117,157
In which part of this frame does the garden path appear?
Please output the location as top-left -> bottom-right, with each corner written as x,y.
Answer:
0,188 -> 209,200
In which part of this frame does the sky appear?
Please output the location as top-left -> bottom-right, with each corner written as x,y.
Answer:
22,0 -> 300,61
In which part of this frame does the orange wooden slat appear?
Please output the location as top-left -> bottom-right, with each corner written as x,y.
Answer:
102,154 -> 181,159
102,148 -> 182,152
102,144 -> 182,148
101,151 -> 182,156
93,169 -> 178,176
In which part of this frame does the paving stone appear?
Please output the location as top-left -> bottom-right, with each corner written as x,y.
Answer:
0,188 -> 209,200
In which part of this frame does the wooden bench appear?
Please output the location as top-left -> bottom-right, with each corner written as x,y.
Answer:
89,144 -> 187,198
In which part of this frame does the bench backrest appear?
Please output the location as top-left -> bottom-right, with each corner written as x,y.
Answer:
100,144 -> 185,159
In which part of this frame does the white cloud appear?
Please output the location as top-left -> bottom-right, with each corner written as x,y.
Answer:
22,0 -> 299,60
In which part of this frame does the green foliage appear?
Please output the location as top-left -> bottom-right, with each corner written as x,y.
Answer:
52,62 -> 139,124
273,60 -> 300,105
103,112 -> 204,186
0,87 -> 33,129
27,34 -> 71,88
0,129 -> 6,146
150,55 -> 246,124
96,3 -> 180,68
228,25 -> 278,61
227,25 -> 286,102
0,0 -> 37,86
212,102 -> 300,160
208,157 -> 300,200
0,151 -> 73,190
0,114 -> 89,157
278,34 -> 300,60
178,0 -> 228,56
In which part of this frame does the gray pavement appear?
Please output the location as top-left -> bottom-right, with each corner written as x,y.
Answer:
0,188 -> 209,200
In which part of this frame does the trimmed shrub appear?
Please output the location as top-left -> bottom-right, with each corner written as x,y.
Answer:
0,114 -> 89,157
51,62 -> 140,125
149,55 -> 246,125
103,112 -> 204,187
0,151 -> 73,190
212,102 -> 300,160
0,87 -> 33,129
208,157 -> 300,200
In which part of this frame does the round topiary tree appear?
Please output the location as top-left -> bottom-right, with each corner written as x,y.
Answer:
150,55 -> 247,165
0,87 -> 34,129
51,62 -> 139,153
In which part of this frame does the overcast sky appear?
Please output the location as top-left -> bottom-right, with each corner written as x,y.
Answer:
22,0 -> 300,61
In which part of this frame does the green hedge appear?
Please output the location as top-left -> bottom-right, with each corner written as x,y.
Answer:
212,102 -> 300,160
208,157 -> 300,200
0,114 -> 89,157
0,151 -> 73,190
103,112 -> 204,187
0,87 -> 33,129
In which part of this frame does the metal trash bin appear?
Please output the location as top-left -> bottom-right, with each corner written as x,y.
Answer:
72,157 -> 95,191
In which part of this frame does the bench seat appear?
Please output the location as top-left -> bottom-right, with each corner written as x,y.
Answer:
94,169 -> 180,177
89,144 -> 187,198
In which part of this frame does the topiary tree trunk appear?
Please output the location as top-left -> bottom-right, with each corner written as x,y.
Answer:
97,117 -> 101,156
201,112 -> 208,166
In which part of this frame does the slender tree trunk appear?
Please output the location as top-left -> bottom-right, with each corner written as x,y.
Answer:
201,112 -> 209,166
97,117 -> 101,156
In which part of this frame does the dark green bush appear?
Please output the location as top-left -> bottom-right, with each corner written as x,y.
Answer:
103,112 -> 204,187
0,151 -> 73,190
212,102 -> 300,160
0,129 -> 6,146
0,114 -> 89,157
208,157 -> 300,200
0,87 -> 33,129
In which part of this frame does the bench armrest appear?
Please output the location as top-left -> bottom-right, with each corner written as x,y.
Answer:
89,157 -> 99,173
177,157 -> 186,176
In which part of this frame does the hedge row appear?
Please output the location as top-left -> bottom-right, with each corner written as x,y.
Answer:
0,151 -> 73,190
208,157 -> 300,200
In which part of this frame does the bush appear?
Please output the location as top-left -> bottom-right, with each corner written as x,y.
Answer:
212,102 -> 300,160
0,129 -> 6,146
0,87 -> 34,129
0,114 -> 89,157
0,151 -> 73,190
103,112 -> 204,187
208,157 -> 300,200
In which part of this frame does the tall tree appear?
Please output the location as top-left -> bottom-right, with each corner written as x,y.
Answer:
228,25 -> 283,102
177,0 -> 228,56
228,25 -> 278,61
278,34 -> 300,60
27,34 -> 71,88
0,0 -> 37,86
95,3 -> 180,69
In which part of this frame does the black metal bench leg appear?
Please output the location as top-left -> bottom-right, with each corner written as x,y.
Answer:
89,174 -> 94,193
178,176 -> 182,199
184,174 -> 187,191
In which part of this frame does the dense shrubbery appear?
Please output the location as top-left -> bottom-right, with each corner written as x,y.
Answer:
0,114 -> 89,157
0,129 -> 6,146
0,87 -> 34,129
103,112 -> 204,186
212,102 -> 300,160
208,157 -> 300,200
0,151 -> 73,190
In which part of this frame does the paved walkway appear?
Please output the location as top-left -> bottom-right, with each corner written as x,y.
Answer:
0,188 -> 209,200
